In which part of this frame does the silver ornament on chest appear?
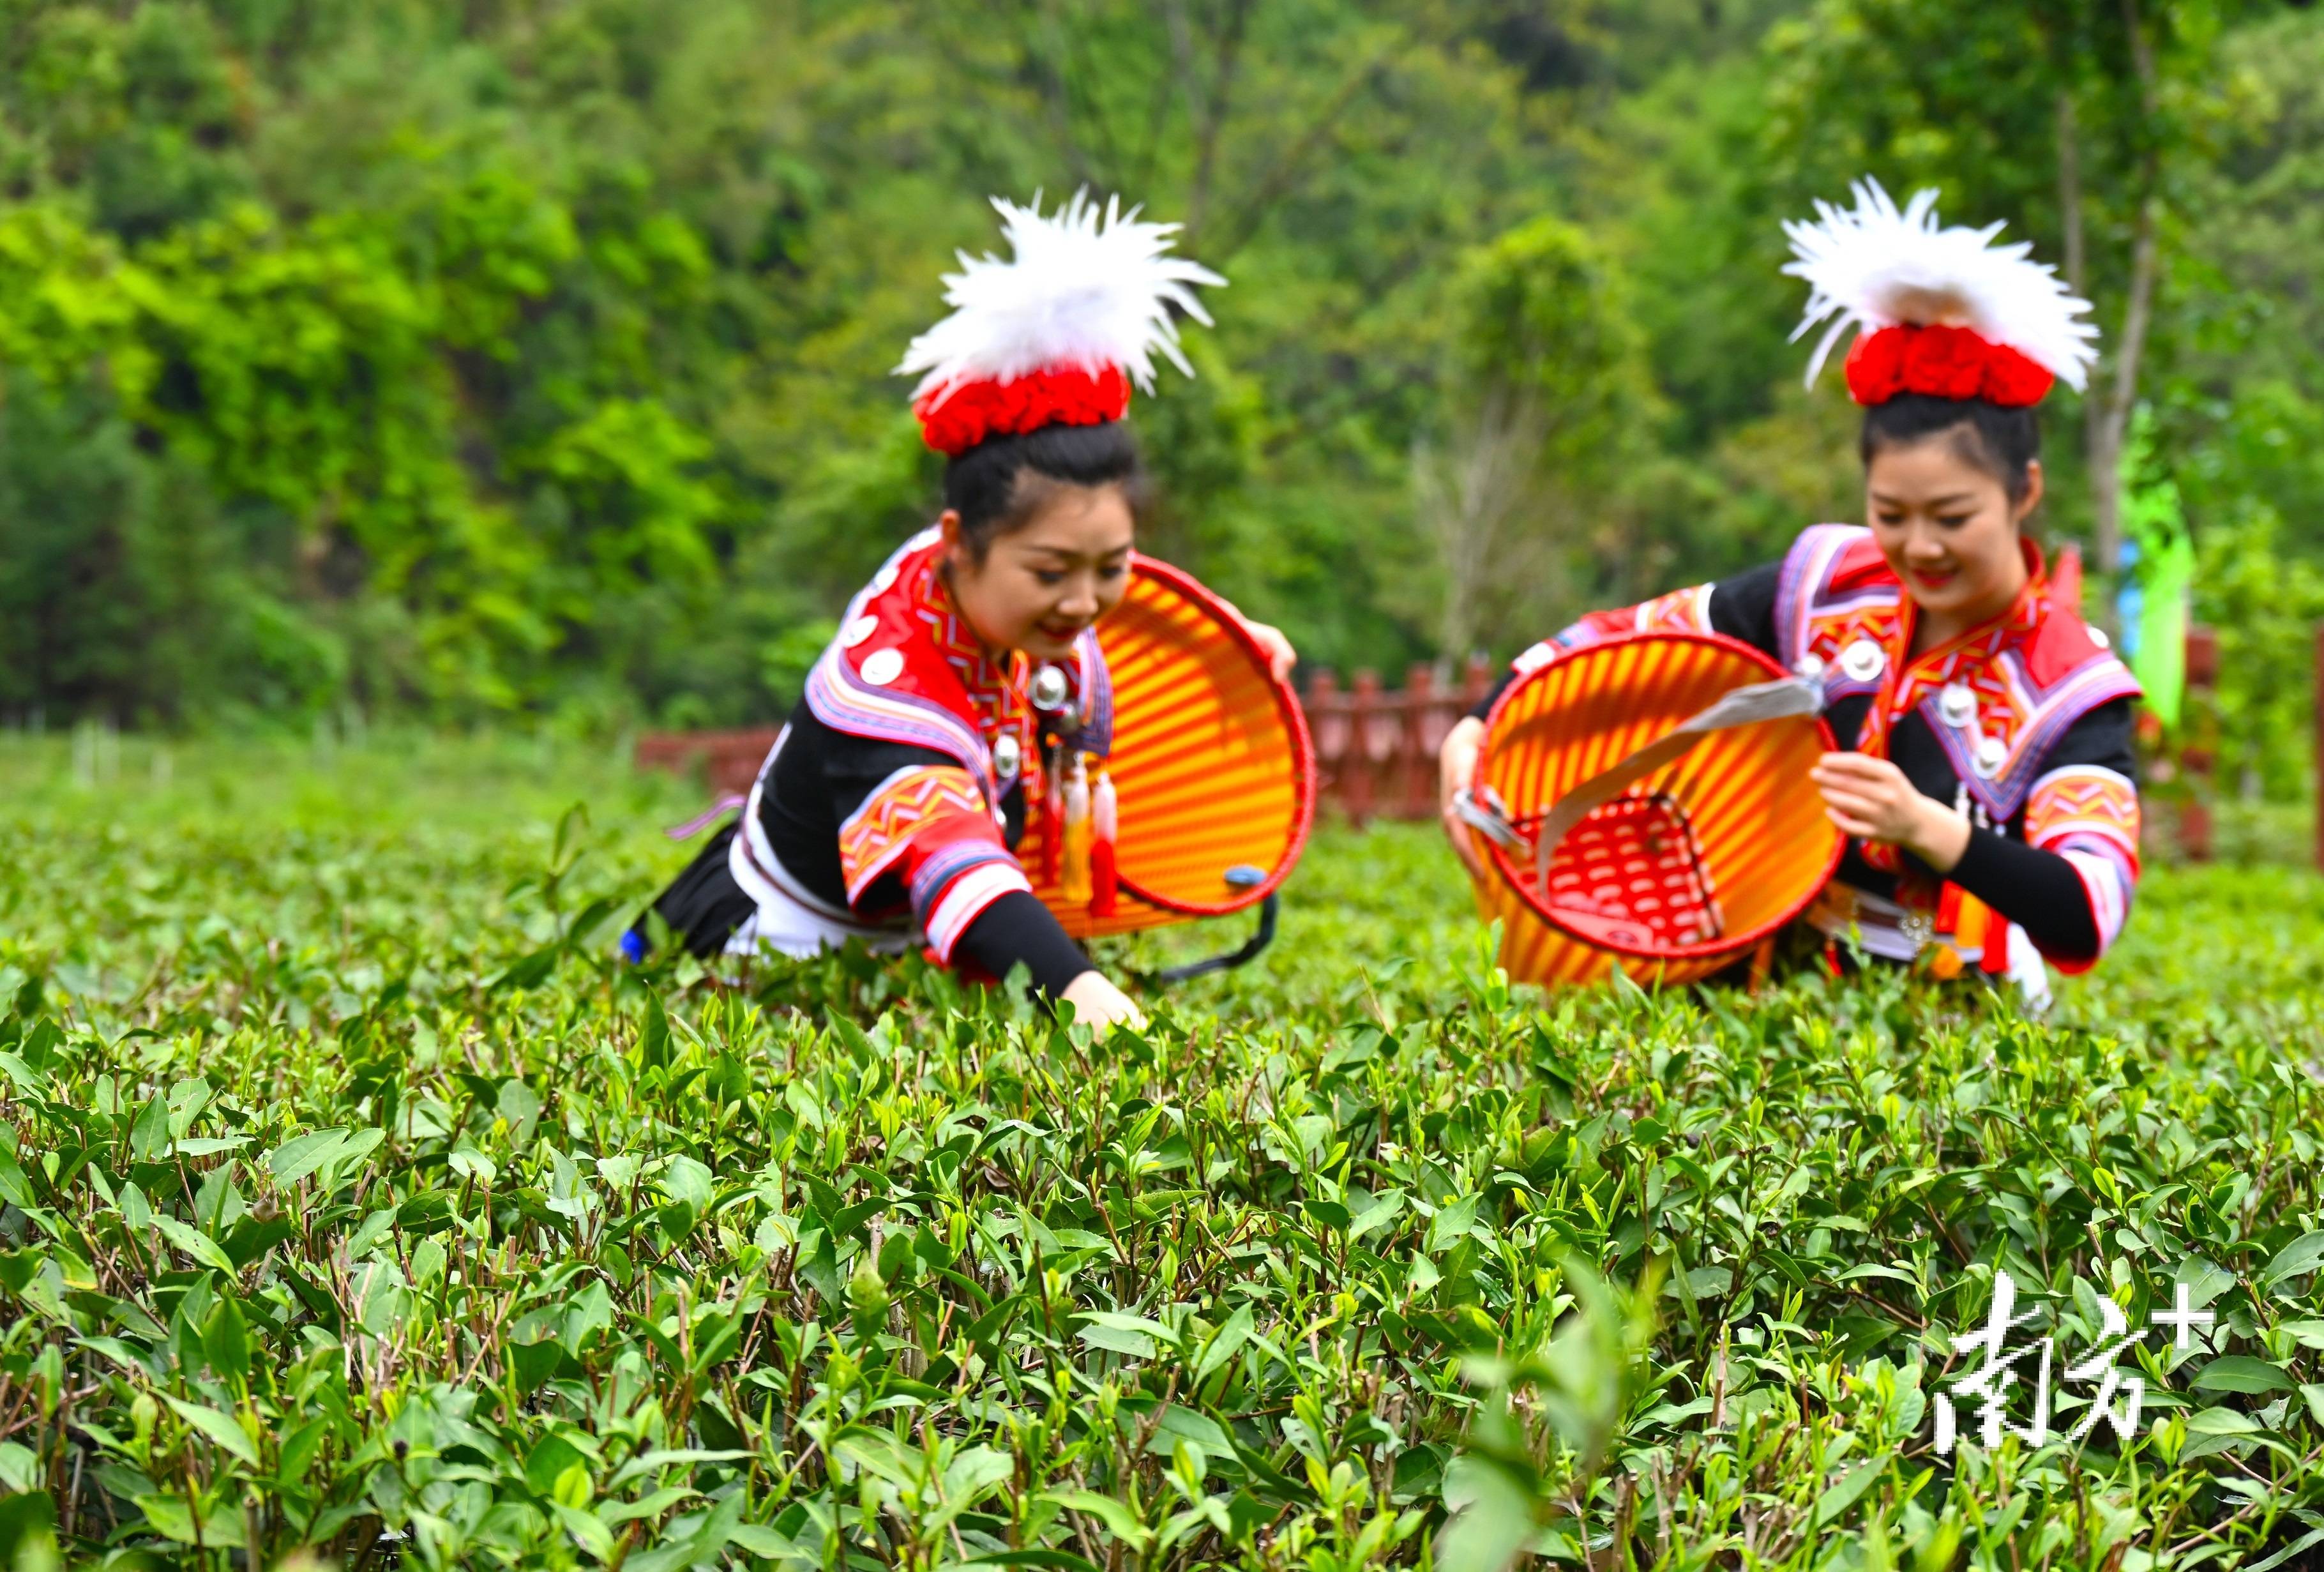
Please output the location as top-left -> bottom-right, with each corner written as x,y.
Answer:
1938,682 -> 1978,729
1029,663 -> 1069,711
990,732 -> 1022,778
1839,639 -> 1885,684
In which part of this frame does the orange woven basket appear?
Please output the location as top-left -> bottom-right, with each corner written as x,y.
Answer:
1475,631 -> 1841,986
1023,556 -> 1317,939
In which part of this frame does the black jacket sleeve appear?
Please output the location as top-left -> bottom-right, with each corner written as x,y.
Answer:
954,889 -> 1094,997
1944,829 -> 2102,963
1704,560 -> 1782,658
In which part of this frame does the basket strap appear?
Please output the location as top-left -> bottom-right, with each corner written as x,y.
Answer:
1532,676 -> 1823,889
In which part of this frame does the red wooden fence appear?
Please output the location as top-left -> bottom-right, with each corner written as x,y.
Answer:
633,729 -> 778,800
1301,656 -> 1496,824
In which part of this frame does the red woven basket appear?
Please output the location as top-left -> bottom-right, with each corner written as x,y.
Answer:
1475,631 -> 1843,986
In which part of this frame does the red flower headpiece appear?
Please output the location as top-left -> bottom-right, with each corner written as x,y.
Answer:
912,365 -> 1131,458
898,192 -> 1223,457
1843,324 -> 2056,409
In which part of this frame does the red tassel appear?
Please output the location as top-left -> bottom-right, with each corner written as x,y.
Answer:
1090,840 -> 1118,916
1089,767 -> 1118,916
1980,919 -> 2010,976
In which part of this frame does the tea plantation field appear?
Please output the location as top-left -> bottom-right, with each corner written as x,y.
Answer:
3,736 -> 2323,1571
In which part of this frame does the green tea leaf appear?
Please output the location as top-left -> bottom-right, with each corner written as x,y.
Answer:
2264,1231 -> 2324,1287
268,1128 -> 350,1190
2195,1356 -> 2297,1394
164,1396 -> 259,1467
151,1214 -> 237,1276
202,1294 -> 250,1382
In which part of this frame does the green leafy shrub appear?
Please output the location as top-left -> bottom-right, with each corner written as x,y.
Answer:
0,739 -> 2320,1568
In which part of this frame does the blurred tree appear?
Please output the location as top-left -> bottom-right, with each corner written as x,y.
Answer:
2161,11 -> 2324,556
0,369 -> 339,724
0,0 -> 2311,803
1415,216 -> 1661,656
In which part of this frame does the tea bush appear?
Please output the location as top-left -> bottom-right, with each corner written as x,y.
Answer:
1,736 -> 2321,1570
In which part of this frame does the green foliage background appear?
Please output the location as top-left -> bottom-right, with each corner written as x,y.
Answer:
0,0 -> 2318,797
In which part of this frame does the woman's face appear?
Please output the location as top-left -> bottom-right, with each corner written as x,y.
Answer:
1865,434 -> 2042,626
941,482 -> 1135,662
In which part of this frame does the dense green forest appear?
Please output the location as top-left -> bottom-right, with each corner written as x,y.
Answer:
1,0 -> 2320,796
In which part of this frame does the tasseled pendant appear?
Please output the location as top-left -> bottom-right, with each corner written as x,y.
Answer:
1039,741 -> 1064,882
1090,766 -> 1119,916
1936,880 -> 1964,938
1060,753 -> 1094,905
1926,880 -> 1968,979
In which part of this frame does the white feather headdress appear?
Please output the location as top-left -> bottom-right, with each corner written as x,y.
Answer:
897,191 -> 1225,407
1781,178 -> 2098,392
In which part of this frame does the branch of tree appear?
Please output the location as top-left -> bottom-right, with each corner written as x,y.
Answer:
2101,193 -> 2161,490
2083,0 -> 2167,582
1206,15 -> 1439,268
1184,0 -> 1255,246
2055,90 -> 2086,299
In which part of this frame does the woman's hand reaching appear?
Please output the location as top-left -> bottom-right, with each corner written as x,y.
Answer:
1438,716 -> 1490,884
1214,595 -> 1297,683
1059,970 -> 1148,1033
1244,619 -> 1297,683
1811,751 -> 1972,872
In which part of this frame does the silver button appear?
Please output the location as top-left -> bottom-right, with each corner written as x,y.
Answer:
1794,653 -> 1827,680
841,614 -> 879,648
859,648 -> 904,686
1973,734 -> 2007,777
1839,639 -> 1885,683
1029,665 -> 1069,709
2088,626 -> 2111,649
1938,682 -> 1977,729
991,734 -> 1020,776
